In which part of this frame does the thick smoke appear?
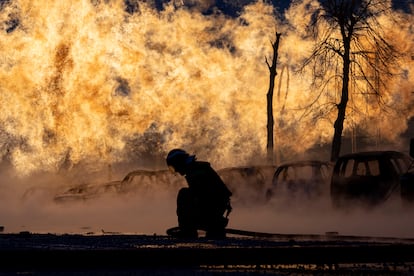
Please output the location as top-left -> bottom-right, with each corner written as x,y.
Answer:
0,1 -> 412,175
1,165 -> 414,238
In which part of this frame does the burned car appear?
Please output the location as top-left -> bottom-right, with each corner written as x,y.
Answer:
401,163 -> 414,204
330,151 -> 413,209
54,169 -> 185,202
400,139 -> 414,205
266,160 -> 333,202
218,165 -> 277,205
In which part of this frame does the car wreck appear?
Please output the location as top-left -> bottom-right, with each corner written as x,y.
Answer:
266,160 -> 333,202
330,150 -> 413,209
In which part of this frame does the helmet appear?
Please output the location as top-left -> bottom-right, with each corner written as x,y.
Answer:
166,149 -> 195,175
166,149 -> 189,166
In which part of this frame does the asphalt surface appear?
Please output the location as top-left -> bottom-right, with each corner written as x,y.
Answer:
1,230 -> 414,275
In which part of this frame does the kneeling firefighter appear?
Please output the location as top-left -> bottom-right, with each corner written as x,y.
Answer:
166,149 -> 232,239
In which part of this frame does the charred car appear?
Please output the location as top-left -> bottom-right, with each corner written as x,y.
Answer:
330,150 -> 413,209
400,139 -> 414,205
54,169 -> 185,202
401,163 -> 414,204
266,160 -> 333,202
218,165 -> 277,205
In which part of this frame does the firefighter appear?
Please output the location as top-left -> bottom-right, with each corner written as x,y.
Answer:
166,149 -> 232,239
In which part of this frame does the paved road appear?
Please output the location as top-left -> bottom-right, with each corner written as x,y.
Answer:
1,231 -> 414,275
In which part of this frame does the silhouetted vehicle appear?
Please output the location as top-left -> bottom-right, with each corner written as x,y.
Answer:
266,160 -> 333,201
54,169 -> 185,202
218,165 -> 276,205
400,139 -> 414,205
401,163 -> 414,204
53,181 -> 120,202
330,151 -> 413,209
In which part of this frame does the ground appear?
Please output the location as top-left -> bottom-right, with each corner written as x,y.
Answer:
1,231 -> 414,275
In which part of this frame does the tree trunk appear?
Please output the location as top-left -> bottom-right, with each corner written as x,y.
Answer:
266,32 -> 281,165
331,37 -> 351,162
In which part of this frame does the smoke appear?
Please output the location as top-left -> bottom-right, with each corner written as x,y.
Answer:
0,0 -> 411,176
232,198 -> 414,238
0,1 -> 278,175
1,163 -> 414,239
0,167 -> 179,234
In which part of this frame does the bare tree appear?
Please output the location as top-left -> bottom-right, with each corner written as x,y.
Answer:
300,0 -> 400,161
266,32 -> 282,165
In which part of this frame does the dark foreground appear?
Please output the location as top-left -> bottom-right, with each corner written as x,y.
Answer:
1,230 -> 414,275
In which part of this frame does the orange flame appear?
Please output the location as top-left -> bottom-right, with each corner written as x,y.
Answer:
0,1 -> 412,176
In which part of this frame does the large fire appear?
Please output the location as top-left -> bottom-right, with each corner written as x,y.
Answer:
0,0 -> 413,177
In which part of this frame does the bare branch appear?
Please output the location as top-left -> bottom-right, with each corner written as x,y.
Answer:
296,0 -> 404,161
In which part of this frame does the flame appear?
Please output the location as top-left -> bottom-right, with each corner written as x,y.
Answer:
0,0 -> 413,176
